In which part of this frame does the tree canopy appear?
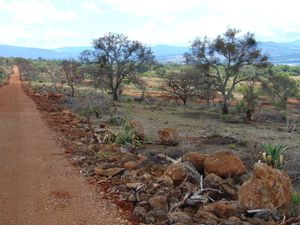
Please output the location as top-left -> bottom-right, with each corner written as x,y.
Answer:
185,28 -> 269,114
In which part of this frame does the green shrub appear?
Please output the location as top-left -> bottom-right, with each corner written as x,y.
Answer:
109,115 -> 125,126
289,192 -> 300,217
261,143 -> 288,169
292,192 -> 300,205
228,143 -> 237,149
114,121 -> 142,148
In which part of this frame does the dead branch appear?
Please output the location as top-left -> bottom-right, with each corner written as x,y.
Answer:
157,153 -> 182,163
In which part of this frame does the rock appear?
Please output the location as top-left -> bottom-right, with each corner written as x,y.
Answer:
157,176 -> 174,187
130,120 -> 145,141
133,206 -> 147,220
148,195 -> 169,211
147,209 -> 168,223
228,216 -> 242,223
167,212 -> 193,225
138,154 -> 148,163
126,182 -> 143,189
194,210 -> 219,225
158,128 -> 179,146
123,161 -> 141,170
182,151 -> 209,172
239,163 -> 292,214
94,167 -> 125,177
204,173 -> 237,200
200,201 -> 240,219
164,162 -> 201,186
204,150 -> 246,177
127,194 -> 136,202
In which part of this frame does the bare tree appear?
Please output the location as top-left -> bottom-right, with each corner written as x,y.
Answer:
91,33 -> 155,101
61,59 -> 82,97
129,75 -> 147,101
185,28 -> 269,114
163,69 -> 201,105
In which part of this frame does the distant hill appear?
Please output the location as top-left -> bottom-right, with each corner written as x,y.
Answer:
0,45 -> 91,60
1,41 -> 300,65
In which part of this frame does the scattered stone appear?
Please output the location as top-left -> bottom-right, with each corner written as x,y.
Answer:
148,195 -> 169,211
157,175 -> 174,187
200,201 -> 240,219
130,120 -> 145,141
182,151 -> 209,172
239,163 -> 292,214
204,173 -> 237,200
204,150 -> 246,177
133,206 -> 147,220
94,167 -> 125,177
158,128 -> 179,146
164,162 -> 200,186
194,210 -> 219,225
167,211 -> 193,225
126,182 -> 143,189
123,161 -> 141,170
127,194 -> 136,202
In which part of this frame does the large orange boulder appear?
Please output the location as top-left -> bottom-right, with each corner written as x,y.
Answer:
182,151 -> 209,172
204,150 -> 246,177
239,163 -> 292,213
158,128 -> 179,146
164,162 -> 200,186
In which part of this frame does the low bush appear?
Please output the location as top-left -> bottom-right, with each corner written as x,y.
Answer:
114,121 -> 142,149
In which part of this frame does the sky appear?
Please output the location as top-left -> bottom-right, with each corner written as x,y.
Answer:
0,0 -> 300,49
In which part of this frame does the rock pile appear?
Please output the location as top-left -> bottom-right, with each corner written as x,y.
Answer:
90,146 -> 293,225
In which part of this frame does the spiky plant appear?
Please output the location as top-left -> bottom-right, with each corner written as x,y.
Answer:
261,143 -> 288,169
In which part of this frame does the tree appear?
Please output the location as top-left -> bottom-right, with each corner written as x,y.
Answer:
262,73 -> 299,110
237,80 -> 262,121
14,58 -> 37,80
35,60 -> 64,92
79,51 -> 109,92
91,33 -> 155,101
129,75 -> 147,101
185,28 -> 269,114
163,68 -> 202,105
61,59 -> 82,97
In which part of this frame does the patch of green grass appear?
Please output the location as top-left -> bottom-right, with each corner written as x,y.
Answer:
228,143 -> 237,149
292,192 -> 300,205
261,143 -> 288,170
114,121 -> 142,149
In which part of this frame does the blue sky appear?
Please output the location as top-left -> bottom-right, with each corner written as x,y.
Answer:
0,0 -> 299,48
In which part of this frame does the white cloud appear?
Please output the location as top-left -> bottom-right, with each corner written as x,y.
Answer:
119,0 -> 300,44
0,0 -> 76,25
80,2 -> 105,14
102,0 -> 203,17
1,0 -> 300,48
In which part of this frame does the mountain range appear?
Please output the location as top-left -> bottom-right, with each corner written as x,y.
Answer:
1,41 -> 300,65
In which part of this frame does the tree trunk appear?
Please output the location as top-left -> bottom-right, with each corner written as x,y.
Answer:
222,94 -> 229,114
70,85 -> 75,97
112,89 -> 119,101
183,98 -> 187,105
245,109 -> 253,121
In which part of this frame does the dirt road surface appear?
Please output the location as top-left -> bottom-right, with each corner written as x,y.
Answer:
0,68 -> 127,225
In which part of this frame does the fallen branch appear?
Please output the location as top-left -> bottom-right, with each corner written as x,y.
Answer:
169,175 -> 223,211
169,192 -> 191,212
157,153 -> 182,163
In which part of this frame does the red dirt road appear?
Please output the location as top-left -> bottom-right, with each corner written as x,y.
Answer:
0,68 -> 127,224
